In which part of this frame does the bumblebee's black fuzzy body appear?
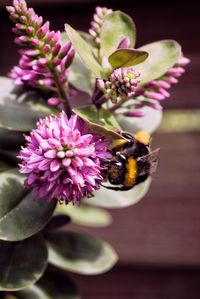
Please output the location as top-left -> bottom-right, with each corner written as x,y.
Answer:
104,131 -> 159,191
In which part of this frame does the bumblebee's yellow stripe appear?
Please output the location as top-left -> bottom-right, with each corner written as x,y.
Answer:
124,157 -> 137,187
111,139 -> 128,150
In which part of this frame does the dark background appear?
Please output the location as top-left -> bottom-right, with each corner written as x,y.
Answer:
1,1 -> 200,298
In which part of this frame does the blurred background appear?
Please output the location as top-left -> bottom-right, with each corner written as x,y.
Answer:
1,0 -> 200,298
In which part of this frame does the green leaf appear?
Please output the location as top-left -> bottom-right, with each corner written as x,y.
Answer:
45,215 -> 71,231
61,31 -> 96,95
68,52 -> 95,95
55,203 -> 112,227
0,129 -> 24,150
116,106 -> 163,134
134,40 -> 182,85
84,178 -> 151,208
73,104 -> 124,140
0,149 -> 19,165
0,77 -> 56,132
0,235 -> 48,291
0,128 -> 24,165
100,11 -> 136,57
0,169 -> 56,241
17,272 -> 80,299
46,231 -> 118,275
65,24 -> 103,78
16,286 -> 50,299
109,49 -> 148,69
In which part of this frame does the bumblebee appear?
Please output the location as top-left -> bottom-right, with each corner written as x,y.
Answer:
103,131 -> 159,191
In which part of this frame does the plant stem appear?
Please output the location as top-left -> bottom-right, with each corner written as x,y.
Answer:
109,97 -> 128,113
95,94 -> 107,107
52,71 -> 72,117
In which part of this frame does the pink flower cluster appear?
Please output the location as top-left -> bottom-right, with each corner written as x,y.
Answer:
135,56 -> 190,106
7,0 -> 75,94
97,67 -> 140,103
18,113 -> 111,205
121,56 -> 190,117
89,6 -> 112,46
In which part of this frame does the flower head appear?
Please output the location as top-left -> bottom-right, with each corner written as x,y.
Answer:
97,67 -> 140,103
19,112 -> 111,205
7,0 -> 75,92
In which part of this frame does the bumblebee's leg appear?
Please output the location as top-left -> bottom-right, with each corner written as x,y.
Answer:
121,132 -> 136,147
102,184 -> 133,191
116,152 -> 126,161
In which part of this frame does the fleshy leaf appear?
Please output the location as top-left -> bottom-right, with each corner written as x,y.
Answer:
134,40 -> 182,85
17,272 -> 80,299
84,178 -> 151,208
61,31 -> 95,95
55,203 -> 112,227
116,107 -> 163,134
16,286 -> 50,299
46,231 -> 118,275
0,169 -> 56,241
0,129 -> 24,150
0,77 -> 56,132
0,235 -> 47,291
65,24 -> 103,78
73,104 -> 124,140
0,129 -> 24,164
100,11 -> 136,57
45,215 -> 71,231
68,53 -> 95,95
109,49 -> 148,69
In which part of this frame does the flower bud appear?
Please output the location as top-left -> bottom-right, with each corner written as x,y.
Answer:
47,97 -> 60,106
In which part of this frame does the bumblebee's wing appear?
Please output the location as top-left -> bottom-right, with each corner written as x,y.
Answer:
137,148 -> 160,175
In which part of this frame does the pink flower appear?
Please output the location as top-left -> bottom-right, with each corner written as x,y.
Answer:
122,55 -> 190,117
89,6 -> 113,46
97,67 -> 140,103
18,112 -> 112,205
7,0 -> 74,91
135,56 -> 190,104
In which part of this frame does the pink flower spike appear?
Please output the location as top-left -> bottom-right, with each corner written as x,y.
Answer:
145,91 -> 165,101
7,0 -> 75,94
125,110 -> 145,117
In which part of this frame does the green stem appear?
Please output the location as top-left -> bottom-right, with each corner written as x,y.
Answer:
109,97 -> 128,113
52,70 -> 72,117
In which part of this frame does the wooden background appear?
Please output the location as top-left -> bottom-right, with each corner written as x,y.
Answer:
1,0 -> 200,298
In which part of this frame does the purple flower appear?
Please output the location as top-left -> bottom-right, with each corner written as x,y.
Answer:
89,6 -> 113,46
7,0 -> 75,94
97,67 -> 140,103
135,56 -> 190,103
18,112 -> 111,205
120,55 -> 190,117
